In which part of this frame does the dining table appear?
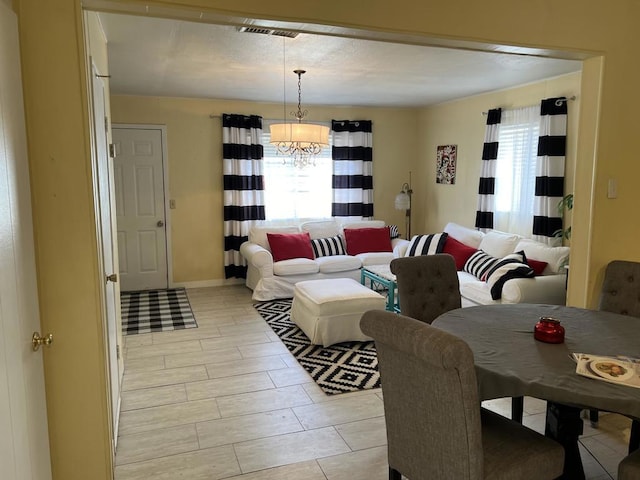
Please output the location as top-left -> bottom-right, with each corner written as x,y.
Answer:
432,303 -> 640,480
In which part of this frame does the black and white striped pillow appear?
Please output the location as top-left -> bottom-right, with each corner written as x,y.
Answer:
463,250 -> 499,280
311,235 -> 346,258
485,252 -> 535,300
389,225 -> 400,239
404,233 -> 448,257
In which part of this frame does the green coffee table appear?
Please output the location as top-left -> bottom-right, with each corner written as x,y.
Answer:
361,264 -> 400,313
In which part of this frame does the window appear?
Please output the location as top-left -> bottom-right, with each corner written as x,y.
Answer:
261,120 -> 333,221
494,106 -> 539,237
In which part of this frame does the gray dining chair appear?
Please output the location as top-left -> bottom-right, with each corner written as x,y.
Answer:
619,448 -> 640,480
590,260 -> 640,452
360,309 -> 565,480
389,254 -> 461,324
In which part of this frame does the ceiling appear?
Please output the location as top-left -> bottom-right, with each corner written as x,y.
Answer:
98,13 -> 582,108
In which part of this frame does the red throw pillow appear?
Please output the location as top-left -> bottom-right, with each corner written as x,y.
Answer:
527,258 -> 549,276
343,227 -> 393,256
442,236 -> 477,270
266,232 -> 314,262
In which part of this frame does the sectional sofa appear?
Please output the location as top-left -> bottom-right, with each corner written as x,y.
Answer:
240,219 -> 569,306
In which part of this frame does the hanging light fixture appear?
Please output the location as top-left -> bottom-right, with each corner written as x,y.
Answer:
270,69 -> 329,168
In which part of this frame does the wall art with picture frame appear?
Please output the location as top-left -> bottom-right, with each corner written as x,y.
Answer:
436,144 -> 457,185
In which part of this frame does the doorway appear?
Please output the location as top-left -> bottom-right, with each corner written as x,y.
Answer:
112,125 -> 171,292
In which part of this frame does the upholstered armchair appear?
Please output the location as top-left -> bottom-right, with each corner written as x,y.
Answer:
619,448 -> 640,480
360,310 -> 564,480
591,260 -> 640,452
390,254 -> 461,324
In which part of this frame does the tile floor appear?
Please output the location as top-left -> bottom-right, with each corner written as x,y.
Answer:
115,285 -> 632,479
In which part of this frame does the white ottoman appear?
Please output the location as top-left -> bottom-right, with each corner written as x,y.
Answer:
290,278 -> 385,347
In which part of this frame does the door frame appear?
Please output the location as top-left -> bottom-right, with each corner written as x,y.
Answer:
112,123 -> 173,289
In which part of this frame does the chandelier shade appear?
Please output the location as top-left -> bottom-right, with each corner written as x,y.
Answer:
270,69 -> 329,168
269,122 -> 329,149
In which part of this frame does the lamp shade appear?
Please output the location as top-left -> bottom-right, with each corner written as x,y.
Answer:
395,191 -> 411,210
270,123 -> 329,147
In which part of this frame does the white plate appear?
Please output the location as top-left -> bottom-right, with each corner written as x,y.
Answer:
590,360 -> 634,382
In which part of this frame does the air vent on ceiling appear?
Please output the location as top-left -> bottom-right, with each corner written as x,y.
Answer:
236,26 -> 299,38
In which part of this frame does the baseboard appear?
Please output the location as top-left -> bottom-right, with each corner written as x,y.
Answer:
172,278 -> 245,290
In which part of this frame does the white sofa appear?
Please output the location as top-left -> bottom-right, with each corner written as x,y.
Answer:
240,219 -> 405,301
399,222 -> 570,308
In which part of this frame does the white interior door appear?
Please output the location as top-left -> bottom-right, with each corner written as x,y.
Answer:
0,2 -> 52,478
90,62 -> 121,444
113,127 -> 168,291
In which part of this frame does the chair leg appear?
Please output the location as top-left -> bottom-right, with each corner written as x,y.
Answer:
511,396 -> 524,423
630,419 -> 640,454
589,409 -> 599,428
389,466 -> 402,480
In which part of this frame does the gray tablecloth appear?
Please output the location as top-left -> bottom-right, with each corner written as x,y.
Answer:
433,304 -> 640,419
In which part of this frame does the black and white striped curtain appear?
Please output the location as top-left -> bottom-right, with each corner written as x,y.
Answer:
222,114 -> 265,279
533,98 -> 567,244
475,108 -> 501,232
331,120 -> 373,218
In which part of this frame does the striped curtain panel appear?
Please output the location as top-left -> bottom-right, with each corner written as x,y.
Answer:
331,120 -> 374,219
533,98 -> 567,245
222,114 -> 265,279
475,108 -> 501,231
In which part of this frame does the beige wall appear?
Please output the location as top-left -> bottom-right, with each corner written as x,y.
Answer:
416,72 -> 581,234
15,0 -> 640,478
110,95 -> 419,284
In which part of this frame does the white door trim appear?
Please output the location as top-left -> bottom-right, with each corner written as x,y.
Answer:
112,123 -> 173,289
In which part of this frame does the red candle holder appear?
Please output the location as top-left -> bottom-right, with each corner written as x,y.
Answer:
534,317 -> 565,344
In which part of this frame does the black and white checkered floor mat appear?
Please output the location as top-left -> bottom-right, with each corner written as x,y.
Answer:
255,299 -> 380,395
121,288 -> 197,335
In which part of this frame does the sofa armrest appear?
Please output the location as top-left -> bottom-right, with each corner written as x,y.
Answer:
501,274 -> 567,305
240,241 -> 274,277
392,238 -> 410,257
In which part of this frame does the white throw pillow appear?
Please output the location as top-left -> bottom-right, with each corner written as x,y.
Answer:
478,230 -> 521,258
515,239 -> 570,274
443,222 -> 484,249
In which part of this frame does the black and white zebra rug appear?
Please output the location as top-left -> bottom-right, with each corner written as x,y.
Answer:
121,288 -> 197,335
254,299 -> 380,395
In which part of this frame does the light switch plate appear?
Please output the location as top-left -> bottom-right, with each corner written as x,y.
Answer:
169,199 -> 176,209
607,179 -> 617,199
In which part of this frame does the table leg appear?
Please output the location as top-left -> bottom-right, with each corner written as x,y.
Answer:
545,402 -> 585,480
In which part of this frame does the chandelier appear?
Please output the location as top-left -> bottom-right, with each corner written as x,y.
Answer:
270,69 -> 329,168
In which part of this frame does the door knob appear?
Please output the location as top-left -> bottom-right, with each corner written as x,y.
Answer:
32,332 -> 53,351
106,273 -> 118,283
157,220 -> 164,227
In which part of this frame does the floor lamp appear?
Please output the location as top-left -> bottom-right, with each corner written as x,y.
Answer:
395,173 -> 413,239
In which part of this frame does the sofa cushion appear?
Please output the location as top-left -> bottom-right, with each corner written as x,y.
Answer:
341,220 -> 386,230
515,239 -> 570,274
464,250 -> 500,281
344,227 -> 392,255
267,232 -> 314,262
315,255 -> 362,273
311,235 -> 346,257
404,233 -> 448,257
478,230 -> 521,258
273,258 -> 319,276
459,276 -> 501,306
358,252 -> 396,266
444,222 -> 484,249
300,219 -> 341,239
249,225 -> 300,250
443,236 -> 477,270
485,252 -> 534,300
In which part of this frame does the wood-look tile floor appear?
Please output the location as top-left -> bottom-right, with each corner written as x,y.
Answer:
115,285 -> 631,479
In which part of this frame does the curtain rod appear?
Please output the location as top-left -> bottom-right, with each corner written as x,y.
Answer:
481,96 -> 576,115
